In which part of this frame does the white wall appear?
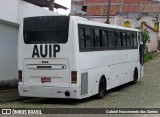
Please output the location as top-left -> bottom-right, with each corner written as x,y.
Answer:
143,25 -> 159,52
0,0 -> 19,24
0,0 -> 59,81
0,22 -> 18,80
0,0 -> 58,24
19,0 -> 59,23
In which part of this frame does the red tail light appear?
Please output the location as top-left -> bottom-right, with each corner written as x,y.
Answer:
18,70 -> 22,82
71,71 -> 77,84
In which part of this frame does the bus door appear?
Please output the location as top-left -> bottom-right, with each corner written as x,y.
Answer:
138,32 -> 144,77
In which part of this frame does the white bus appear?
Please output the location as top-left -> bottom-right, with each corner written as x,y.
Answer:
18,16 -> 144,99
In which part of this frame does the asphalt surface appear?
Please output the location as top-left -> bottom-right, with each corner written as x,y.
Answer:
0,54 -> 160,117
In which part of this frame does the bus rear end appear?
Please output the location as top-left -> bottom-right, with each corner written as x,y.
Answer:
18,16 -> 79,99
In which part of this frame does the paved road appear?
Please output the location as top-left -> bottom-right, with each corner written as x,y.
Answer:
1,54 -> 160,117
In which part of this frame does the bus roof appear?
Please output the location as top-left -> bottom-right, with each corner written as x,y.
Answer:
71,16 -> 140,32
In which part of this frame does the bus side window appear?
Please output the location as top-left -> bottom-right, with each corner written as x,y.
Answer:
108,30 -> 116,47
85,28 -> 94,48
133,32 -> 138,47
122,32 -> 127,47
79,28 -> 85,48
116,31 -> 122,47
126,32 -> 131,47
94,29 -> 100,48
102,30 -> 108,48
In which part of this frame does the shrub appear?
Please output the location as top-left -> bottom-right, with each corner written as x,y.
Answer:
144,53 -> 153,62
141,29 -> 150,54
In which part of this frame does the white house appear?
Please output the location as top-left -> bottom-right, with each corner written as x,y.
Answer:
0,0 -> 60,85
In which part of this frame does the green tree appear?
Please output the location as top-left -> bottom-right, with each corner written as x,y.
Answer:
141,29 -> 150,54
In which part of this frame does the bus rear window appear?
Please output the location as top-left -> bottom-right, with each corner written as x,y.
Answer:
23,16 -> 69,44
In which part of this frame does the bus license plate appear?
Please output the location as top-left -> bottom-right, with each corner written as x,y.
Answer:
41,77 -> 51,83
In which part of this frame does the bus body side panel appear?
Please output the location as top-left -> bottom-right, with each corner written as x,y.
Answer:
77,21 -> 142,98
103,50 -> 126,88
18,21 -> 24,86
69,18 -> 81,89
102,49 -> 139,89
79,51 -> 105,97
78,49 -> 139,97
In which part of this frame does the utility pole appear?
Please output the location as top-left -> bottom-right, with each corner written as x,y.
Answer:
106,0 -> 111,24
49,0 -> 55,11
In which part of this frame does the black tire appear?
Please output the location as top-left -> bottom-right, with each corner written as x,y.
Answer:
97,78 -> 106,99
131,69 -> 138,85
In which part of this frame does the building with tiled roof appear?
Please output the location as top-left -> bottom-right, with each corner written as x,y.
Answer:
72,0 -> 160,16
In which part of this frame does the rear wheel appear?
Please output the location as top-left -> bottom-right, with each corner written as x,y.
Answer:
131,69 -> 138,84
97,78 -> 106,99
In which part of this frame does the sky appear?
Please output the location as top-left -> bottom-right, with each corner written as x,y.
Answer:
55,0 -> 71,15
54,0 -> 160,15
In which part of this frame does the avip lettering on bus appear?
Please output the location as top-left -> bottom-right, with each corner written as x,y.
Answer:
32,45 -> 60,58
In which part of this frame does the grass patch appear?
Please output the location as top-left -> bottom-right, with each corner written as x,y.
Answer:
144,53 -> 153,62
144,52 -> 159,62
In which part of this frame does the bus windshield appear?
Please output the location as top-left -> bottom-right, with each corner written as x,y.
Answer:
23,16 -> 70,44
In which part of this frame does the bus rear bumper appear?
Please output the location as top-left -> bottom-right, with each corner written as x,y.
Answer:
18,85 -> 82,99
